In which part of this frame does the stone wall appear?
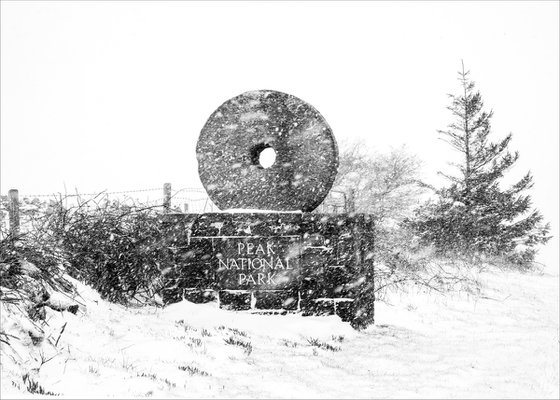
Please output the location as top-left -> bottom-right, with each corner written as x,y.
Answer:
158,212 -> 375,323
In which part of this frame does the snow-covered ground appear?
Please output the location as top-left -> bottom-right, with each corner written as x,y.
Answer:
1,268 -> 558,399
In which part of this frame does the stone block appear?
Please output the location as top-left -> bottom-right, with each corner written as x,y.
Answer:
219,290 -> 251,311
301,298 -> 335,316
184,289 -> 217,303
334,299 -> 354,322
254,290 -> 298,310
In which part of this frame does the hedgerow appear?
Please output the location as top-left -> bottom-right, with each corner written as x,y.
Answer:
45,197 -> 170,303
1,195 -> 175,305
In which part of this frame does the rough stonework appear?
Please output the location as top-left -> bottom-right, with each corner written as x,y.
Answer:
161,212 -> 374,319
196,90 -> 339,212
160,89 -> 374,327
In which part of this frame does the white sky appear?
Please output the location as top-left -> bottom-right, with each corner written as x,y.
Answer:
1,1 -> 558,266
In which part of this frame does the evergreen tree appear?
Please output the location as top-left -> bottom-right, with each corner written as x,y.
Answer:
408,63 -> 550,264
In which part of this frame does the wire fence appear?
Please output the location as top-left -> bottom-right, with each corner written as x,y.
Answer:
0,185 -> 218,236
3,186 -> 346,212
2,187 -> 216,210
1,184 -> 348,237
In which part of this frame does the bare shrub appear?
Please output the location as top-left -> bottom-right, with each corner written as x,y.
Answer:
42,195 -> 170,304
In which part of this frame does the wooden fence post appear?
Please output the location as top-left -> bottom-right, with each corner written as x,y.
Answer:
347,188 -> 356,213
8,189 -> 20,236
163,183 -> 171,212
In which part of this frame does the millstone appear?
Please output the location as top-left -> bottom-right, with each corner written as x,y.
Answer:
196,90 -> 338,212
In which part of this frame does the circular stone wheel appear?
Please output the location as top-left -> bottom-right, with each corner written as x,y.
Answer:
196,90 -> 339,212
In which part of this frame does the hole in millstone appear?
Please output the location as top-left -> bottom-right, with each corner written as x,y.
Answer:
258,147 -> 276,169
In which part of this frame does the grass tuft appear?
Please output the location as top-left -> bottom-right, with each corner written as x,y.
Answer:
224,336 -> 253,355
178,365 -> 209,376
307,337 -> 341,352
23,374 -> 59,396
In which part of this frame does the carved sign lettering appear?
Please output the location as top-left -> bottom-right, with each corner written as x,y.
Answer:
215,237 -> 301,290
